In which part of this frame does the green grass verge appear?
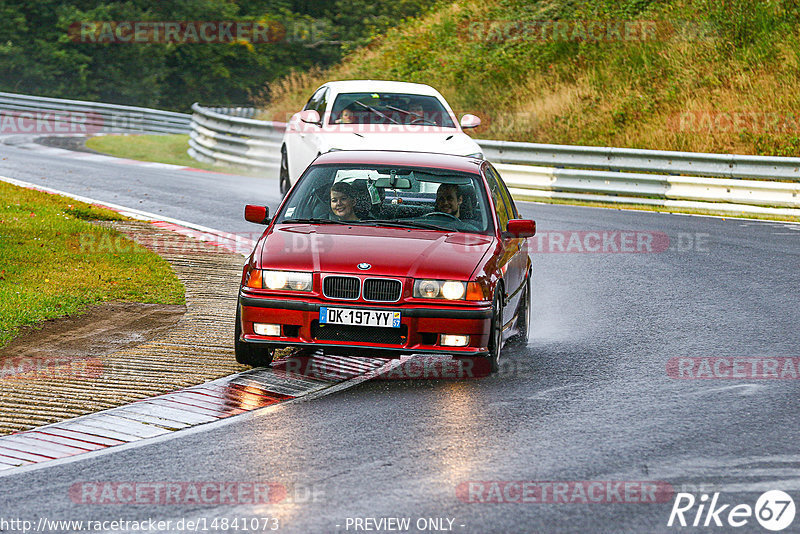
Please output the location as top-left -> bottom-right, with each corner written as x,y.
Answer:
85,134 -> 255,173
0,181 -> 185,348
263,0 -> 800,157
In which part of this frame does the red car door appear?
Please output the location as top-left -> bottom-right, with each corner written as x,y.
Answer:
484,164 -> 526,328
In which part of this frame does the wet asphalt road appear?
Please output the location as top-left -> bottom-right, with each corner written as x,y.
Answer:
1,139 -> 799,533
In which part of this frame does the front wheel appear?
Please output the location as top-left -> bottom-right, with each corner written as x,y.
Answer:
483,290 -> 504,373
279,147 -> 291,196
235,306 -> 275,367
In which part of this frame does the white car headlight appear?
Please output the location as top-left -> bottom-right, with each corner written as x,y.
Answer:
413,279 -> 467,300
262,270 -> 312,291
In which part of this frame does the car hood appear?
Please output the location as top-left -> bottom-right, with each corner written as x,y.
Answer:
260,224 -> 494,280
318,130 -> 482,157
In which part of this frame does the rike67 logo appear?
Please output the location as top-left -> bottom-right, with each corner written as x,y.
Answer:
668,491 -> 795,531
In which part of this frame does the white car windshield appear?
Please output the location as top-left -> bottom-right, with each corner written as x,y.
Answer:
329,93 -> 456,128
276,165 -> 492,234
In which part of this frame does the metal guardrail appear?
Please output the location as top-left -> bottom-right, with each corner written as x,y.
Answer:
496,164 -> 800,217
477,139 -> 800,182
202,106 -> 258,119
2,92 -> 797,216
186,103 -> 799,216
0,91 -> 191,135
187,103 -> 285,170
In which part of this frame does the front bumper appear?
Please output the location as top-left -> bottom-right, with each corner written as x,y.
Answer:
238,293 -> 492,356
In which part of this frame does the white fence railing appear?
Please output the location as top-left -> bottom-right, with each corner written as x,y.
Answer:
477,140 -> 800,181
187,103 -> 285,169
496,164 -> 800,218
0,92 -> 191,135
185,103 -> 800,217
5,92 -> 796,218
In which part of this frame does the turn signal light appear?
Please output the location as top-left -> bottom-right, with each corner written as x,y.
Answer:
466,282 -> 491,301
246,268 -> 263,289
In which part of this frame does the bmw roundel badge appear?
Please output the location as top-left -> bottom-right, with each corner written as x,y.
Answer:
357,262 -> 371,270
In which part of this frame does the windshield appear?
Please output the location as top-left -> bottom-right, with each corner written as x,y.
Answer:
276,165 -> 492,234
329,93 -> 456,128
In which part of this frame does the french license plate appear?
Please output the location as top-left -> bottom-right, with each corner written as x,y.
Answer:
319,307 -> 401,328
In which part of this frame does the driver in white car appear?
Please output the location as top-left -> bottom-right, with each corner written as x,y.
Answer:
435,183 -> 463,218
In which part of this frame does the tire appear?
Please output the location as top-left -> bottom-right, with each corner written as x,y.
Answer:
509,277 -> 530,346
279,147 -> 291,196
234,306 -> 274,367
483,289 -> 504,374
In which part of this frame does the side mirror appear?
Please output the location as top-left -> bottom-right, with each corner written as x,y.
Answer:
244,205 -> 270,225
299,109 -> 321,125
460,114 -> 481,129
506,219 -> 536,238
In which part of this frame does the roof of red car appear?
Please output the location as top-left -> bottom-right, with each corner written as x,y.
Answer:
312,150 -> 484,174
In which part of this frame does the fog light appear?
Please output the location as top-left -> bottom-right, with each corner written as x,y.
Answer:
253,323 -> 281,336
441,334 -> 469,347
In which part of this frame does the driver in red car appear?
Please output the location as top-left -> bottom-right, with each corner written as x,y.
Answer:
435,183 -> 463,218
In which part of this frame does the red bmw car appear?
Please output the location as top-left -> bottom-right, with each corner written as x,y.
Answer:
236,151 -> 535,373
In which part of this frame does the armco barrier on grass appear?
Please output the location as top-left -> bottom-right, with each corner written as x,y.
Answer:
3,92 -> 799,218
185,104 -> 800,218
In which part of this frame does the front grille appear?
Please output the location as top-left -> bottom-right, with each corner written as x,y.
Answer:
323,276 -> 360,299
363,278 -> 402,302
311,321 -> 407,345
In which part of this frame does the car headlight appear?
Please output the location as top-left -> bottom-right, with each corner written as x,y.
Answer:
413,279 -> 466,300
258,270 -> 312,291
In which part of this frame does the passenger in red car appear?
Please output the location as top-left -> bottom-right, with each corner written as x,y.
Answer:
435,183 -> 463,218
330,182 -> 360,221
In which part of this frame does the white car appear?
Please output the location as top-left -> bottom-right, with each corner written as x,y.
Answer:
278,80 -> 483,194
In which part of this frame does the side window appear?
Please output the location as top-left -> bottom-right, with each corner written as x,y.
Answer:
484,166 -> 510,231
316,89 -> 329,118
303,87 -> 327,113
492,165 -> 519,219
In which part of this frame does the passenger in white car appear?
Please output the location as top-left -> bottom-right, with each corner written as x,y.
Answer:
336,107 -> 357,124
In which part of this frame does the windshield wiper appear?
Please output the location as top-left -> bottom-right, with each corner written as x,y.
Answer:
362,219 -> 452,232
353,101 -> 401,125
384,105 -> 439,126
281,217 -> 361,225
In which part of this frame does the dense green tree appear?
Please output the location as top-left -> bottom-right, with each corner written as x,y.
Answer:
0,0 -> 440,111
